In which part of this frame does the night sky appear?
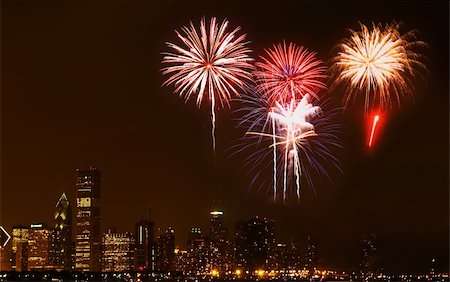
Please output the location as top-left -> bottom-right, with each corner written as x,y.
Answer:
2,0 -> 448,274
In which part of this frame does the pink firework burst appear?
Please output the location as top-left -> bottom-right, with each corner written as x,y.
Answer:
161,17 -> 254,153
254,42 -> 328,104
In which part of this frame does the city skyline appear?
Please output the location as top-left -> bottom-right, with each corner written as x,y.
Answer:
1,174 -> 447,275
2,0 -> 449,276
2,186 -> 325,274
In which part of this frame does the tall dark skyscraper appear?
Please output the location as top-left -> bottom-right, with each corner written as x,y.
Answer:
360,232 -> 379,277
134,209 -> 156,272
274,240 -> 301,271
305,235 -> 319,272
75,167 -> 101,272
208,210 -> 231,274
209,211 -> 227,242
53,193 -> 73,270
156,227 -> 175,272
235,217 -> 276,272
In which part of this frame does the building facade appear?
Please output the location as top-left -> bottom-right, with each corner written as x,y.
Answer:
274,240 -> 301,271
360,232 -> 379,277
102,229 -> 135,272
208,210 -> 232,274
75,167 -> 101,272
186,227 -> 208,275
305,235 -> 319,272
11,225 -> 29,271
173,248 -> 188,273
27,223 -> 52,270
134,214 -> 155,272
53,193 -> 73,270
156,227 -> 175,272
15,242 -> 28,272
235,217 -> 276,272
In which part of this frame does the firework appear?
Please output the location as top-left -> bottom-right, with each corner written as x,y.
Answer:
368,114 -> 380,147
241,94 -> 342,202
253,42 -> 328,104
161,17 -> 254,153
332,22 -> 426,111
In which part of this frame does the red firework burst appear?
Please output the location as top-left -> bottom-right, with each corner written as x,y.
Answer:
254,42 -> 328,104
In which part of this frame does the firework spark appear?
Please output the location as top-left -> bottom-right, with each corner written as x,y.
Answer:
254,42 -> 328,104
332,22 -> 426,111
161,17 -> 254,153
368,114 -> 380,148
241,94 -> 342,202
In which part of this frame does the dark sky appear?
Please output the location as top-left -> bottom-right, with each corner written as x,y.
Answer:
2,0 -> 448,274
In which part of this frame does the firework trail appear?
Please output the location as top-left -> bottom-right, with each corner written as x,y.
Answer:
254,42 -> 328,104
331,22 -> 427,111
368,114 -> 380,147
161,17 -> 254,154
331,22 -> 427,149
268,96 -> 320,201
240,94 -> 342,202
233,42 -> 340,202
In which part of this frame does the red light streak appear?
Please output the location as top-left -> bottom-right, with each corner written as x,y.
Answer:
368,115 -> 380,147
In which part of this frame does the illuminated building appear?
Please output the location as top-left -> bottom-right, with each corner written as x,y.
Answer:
186,227 -> 208,275
15,241 -> 28,271
360,232 -> 379,277
11,225 -> 29,271
101,228 -> 135,272
75,167 -> 101,272
156,227 -> 175,272
208,210 -> 232,274
134,209 -> 156,272
305,235 -> 319,271
274,240 -> 301,271
174,248 -> 188,273
235,216 -> 276,272
53,193 -> 73,270
188,227 -> 202,242
209,211 -> 227,242
27,223 -> 52,270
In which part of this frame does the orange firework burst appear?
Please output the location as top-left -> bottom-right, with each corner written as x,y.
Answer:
332,22 -> 427,111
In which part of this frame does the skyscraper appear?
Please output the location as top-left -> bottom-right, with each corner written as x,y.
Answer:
209,211 -> 227,242
235,217 -> 276,272
53,193 -> 73,270
75,167 -> 101,272
360,232 -> 379,277
134,211 -> 156,272
274,240 -> 301,271
173,248 -> 188,273
208,210 -> 231,274
305,235 -> 319,272
101,229 -> 135,272
186,227 -> 208,275
15,241 -> 28,272
156,227 -> 175,272
11,225 -> 29,271
27,223 -> 52,270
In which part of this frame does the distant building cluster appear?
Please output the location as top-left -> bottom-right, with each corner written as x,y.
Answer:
7,192 -> 73,272
0,167 -> 323,278
2,167 -> 446,281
